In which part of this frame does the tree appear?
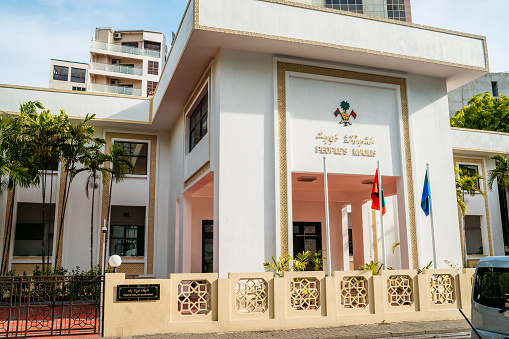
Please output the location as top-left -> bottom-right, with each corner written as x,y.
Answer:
455,167 -> 485,264
54,114 -> 98,267
22,108 -> 69,269
488,154 -> 509,192
75,143 -> 112,267
450,92 -> 509,133
103,143 -> 133,265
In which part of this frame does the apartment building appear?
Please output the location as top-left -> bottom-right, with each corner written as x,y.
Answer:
298,0 -> 411,22
48,59 -> 89,92
88,28 -> 167,97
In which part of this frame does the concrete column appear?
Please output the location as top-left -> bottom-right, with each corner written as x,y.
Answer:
351,202 -> 365,270
341,206 -> 350,271
181,194 -> 192,273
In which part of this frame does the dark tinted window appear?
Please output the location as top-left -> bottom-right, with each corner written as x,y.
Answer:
53,66 -> 68,81
189,94 -> 208,152
473,267 -> 509,309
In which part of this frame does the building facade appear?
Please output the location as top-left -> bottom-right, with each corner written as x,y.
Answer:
48,59 -> 89,92
298,0 -> 411,21
89,28 -> 167,97
0,0 -> 503,279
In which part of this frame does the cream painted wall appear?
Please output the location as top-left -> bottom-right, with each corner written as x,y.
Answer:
215,49 -> 276,278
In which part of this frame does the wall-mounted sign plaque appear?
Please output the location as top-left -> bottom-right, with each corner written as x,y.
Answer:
117,284 -> 160,301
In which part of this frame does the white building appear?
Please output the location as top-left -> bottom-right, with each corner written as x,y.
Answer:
49,28 -> 167,97
0,0 -> 504,278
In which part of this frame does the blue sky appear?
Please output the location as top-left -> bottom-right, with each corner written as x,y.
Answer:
0,0 -> 507,88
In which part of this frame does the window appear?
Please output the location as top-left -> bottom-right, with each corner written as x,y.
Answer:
122,42 -> 139,48
71,68 -> 86,83
465,215 -> 483,255
53,66 -> 68,81
387,0 -> 406,21
72,86 -> 86,92
13,203 -> 55,256
115,141 -> 148,175
326,0 -> 363,14
473,267 -> 509,309
144,41 -> 161,52
492,81 -> 499,97
189,94 -> 208,152
202,220 -> 213,273
148,61 -> 159,75
147,81 -> 157,96
109,206 -> 145,257
459,164 -> 480,189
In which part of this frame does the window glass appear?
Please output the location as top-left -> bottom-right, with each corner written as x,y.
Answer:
459,164 -> 480,189
147,81 -> 157,96
148,61 -> 159,75
71,68 -> 86,83
122,42 -> 139,48
473,267 -> 509,309
115,141 -> 149,175
189,94 -> 209,152
13,203 -> 55,256
326,0 -> 363,13
144,41 -> 161,52
53,66 -> 68,81
109,206 -> 145,257
387,0 -> 406,21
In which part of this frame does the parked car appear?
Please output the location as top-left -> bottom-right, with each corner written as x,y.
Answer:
471,256 -> 509,338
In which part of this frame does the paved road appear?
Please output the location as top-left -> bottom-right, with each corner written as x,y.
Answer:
128,320 -> 471,339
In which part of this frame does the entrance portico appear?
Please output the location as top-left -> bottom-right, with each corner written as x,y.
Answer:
290,172 -> 406,271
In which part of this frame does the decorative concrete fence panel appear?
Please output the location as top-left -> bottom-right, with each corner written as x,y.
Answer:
227,272 -> 274,321
103,269 -> 476,337
334,270 -> 373,316
381,270 -> 418,314
420,269 -> 459,311
283,271 -> 326,318
169,273 -> 218,323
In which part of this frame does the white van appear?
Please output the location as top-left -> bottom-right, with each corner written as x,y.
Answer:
471,256 -> 509,338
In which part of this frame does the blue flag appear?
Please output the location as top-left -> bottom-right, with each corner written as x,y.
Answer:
421,172 -> 430,216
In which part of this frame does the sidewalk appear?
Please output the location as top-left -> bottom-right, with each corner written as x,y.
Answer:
129,320 -> 471,339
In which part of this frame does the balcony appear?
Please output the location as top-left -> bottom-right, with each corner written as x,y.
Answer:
89,83 -> 142,96
89,62 -> 143,76
91,40 -> 161,58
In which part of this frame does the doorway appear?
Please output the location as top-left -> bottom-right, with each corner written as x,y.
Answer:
293,222 -> 322,260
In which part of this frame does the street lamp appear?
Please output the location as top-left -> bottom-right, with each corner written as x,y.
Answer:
109,255 -> 122,273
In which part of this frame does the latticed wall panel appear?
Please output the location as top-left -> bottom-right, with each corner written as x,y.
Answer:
177,280 -> 211,315
235,278 -> 268,314
387,275 -> 413,306
290,278 -> 320,311
340,276 -> 368,308
430,274 -> 455,305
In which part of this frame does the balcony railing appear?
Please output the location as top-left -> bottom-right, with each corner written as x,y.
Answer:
91,40 -> 161,58
89,83 -> 141,96
89,62 -> 143,76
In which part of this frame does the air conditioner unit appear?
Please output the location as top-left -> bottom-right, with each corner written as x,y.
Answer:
112,59 -> 120,65
111,79 -> 119,85
113,32 -> 122,39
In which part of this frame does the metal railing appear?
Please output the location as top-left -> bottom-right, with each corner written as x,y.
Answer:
89,83 -> 142,96
0,275 -> 103,338
89,62 -> 142,76
91,40 -> 161,58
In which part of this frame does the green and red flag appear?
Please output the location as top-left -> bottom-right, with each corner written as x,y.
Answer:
371,169 -> 386,215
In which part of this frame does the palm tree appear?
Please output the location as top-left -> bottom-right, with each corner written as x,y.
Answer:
75,143 -> 112,267
54,114 -> 98,267
103,143 -> 133,266
455,167 -> 485,264
488,154 -> 509,192
22,107 -> 68,269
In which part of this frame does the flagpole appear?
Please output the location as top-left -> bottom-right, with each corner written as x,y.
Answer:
377,160 -> 387,270
323,157 -> 332,277
427,163 -> 438,269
